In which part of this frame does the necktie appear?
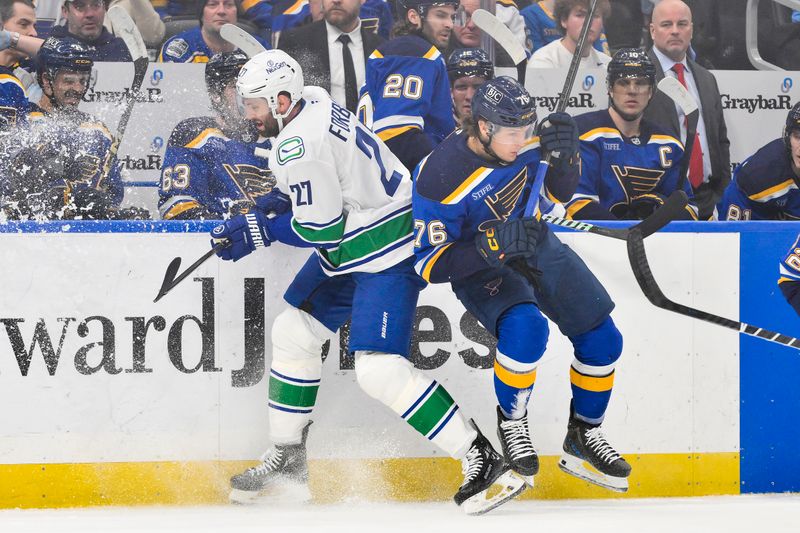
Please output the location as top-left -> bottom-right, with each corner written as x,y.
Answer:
337,33 -> 358,113
671,63 -> 704,189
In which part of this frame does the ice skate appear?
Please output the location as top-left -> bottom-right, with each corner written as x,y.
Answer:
496,407 -> 538,487
454,424 -> 528,515
229,423 -> 312,504
559,414 -> 631,492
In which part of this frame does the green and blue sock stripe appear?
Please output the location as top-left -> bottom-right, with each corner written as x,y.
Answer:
401,381 -> 460,440
268,369 -> 320,414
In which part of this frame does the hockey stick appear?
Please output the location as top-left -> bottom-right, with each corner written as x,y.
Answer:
656,76 -> 700,193
541,190 -> 688,241
471,9 -> 526,65
220,23 -> 267,58
523,0 -> 598,217
627,228 -> 800,349
106,6 -> 148,159
154,240 -> 229,303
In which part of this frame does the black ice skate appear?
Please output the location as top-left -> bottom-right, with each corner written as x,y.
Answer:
496,407 -> 538,487
559,413 -> 631,492
229,422 -> 312,504
454,423 -> 528,515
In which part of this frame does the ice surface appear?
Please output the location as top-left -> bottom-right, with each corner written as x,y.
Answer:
1,495 -> 799,533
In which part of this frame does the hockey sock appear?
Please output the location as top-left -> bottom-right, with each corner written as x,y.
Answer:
568,317 -> 623,424
354,351 -> 477,458
268,308 -> 330,444
494,304 -> 548,419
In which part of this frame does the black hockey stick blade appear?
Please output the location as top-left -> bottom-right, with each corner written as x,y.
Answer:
542,190 -> 689,241
154,241 -> 228,303
627,228 -> 800,349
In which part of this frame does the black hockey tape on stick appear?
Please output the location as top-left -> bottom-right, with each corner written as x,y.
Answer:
154,241 -> 229,303
541,190 -> 688,240
627,228 -> 800,349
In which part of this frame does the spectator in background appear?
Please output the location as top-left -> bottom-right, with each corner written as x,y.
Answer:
0,0 -> 37,131
104,0 -> 165,49
716,103 -> 800,221
158,51 -> 273,220
446,47 -> 493,128
644,0 -> 729,220
529,0 -> 611,68
360,0 -> 393,40
521,0 -> 609,54
159,0 -> 270,62
279,0 -> 383,113
52,0 -> 132,61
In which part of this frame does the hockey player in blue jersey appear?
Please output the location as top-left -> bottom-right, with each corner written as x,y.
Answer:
158,51 -> 273,220
779,235 -> 800,315
359,0 -> 458,172
0,37 -> 136,220
717,102 -> 800,221
447,48 -> 493,128
211,49 -> 526,514
566,48 -> 698,220
413,75 -> 633,492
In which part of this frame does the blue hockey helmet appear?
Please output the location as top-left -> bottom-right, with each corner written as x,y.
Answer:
206,50 -> 249,95
37,36 -> 94,87
784,101 -> 800,149
606,48 -> 656,90
471,76 -> 536,128
447,48 -> 494,85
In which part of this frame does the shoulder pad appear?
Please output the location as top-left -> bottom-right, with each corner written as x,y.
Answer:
376,35 -> 441,60
168,116 -> 222,148
736,139 -> 793,196
415,134 -> 485,202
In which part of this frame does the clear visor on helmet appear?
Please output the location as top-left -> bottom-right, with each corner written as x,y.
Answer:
487,122 -> 537,145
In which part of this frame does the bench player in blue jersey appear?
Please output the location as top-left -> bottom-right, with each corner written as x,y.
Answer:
717,102 -> 800,221
566,48 -> 698,220
210,50 -> 526,514
446,47 -> 493,129
359,0 -> 458,172
159,51 -> 274,220
779,234 -> 800,316
1,37 -> 137,220
413,75 -> 633,492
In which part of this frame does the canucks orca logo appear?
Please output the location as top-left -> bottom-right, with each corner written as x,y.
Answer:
478,168 -> 528,231
610,165 -> 665,209
224,164 -> 276,201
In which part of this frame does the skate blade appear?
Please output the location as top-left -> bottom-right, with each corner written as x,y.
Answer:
461,470 -> 528,516
558,453 -> 629,492
229,482 -> 312,505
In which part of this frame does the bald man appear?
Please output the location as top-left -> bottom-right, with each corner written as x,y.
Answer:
643,0 -> 730,220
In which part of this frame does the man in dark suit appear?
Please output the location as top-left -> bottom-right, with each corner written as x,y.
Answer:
278,0 -> 383,113
643,0 -> 730,220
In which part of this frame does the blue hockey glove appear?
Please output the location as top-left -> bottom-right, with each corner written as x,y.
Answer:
211,211 -> 273,262
255,189 -> 292,216
538,112 -> 578,160
475,217 -> 541,268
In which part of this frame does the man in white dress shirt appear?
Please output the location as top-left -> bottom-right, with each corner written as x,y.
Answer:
529,0 -> 611,69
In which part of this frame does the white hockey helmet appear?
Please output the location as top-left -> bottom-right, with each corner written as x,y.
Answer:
236,49 -> 304,132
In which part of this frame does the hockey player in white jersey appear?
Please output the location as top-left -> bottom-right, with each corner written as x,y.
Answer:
211,49 -> 527,515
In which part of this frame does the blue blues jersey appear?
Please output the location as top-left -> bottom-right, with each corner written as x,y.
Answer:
360,0 -> 393,40
159,26 -> 271,63
26,109 -> 124,205
360,35 -> 456,171
159,116 -> 274,219
717,139 -> 800,221
779,234 -> 800,315
566,110 -> 697,220
412,131 -> 579,283
520,1 -> 609,53
0,67 -> 29,131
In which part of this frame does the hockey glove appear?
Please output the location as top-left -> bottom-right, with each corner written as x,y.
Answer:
475,217 -> 541,268
255,189 -> 292,216
537,112 -> 579,160
610,193 -> 667,220
211,210 -> 274,262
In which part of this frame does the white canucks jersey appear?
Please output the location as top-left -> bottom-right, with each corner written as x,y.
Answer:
270,86 -> 414,275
